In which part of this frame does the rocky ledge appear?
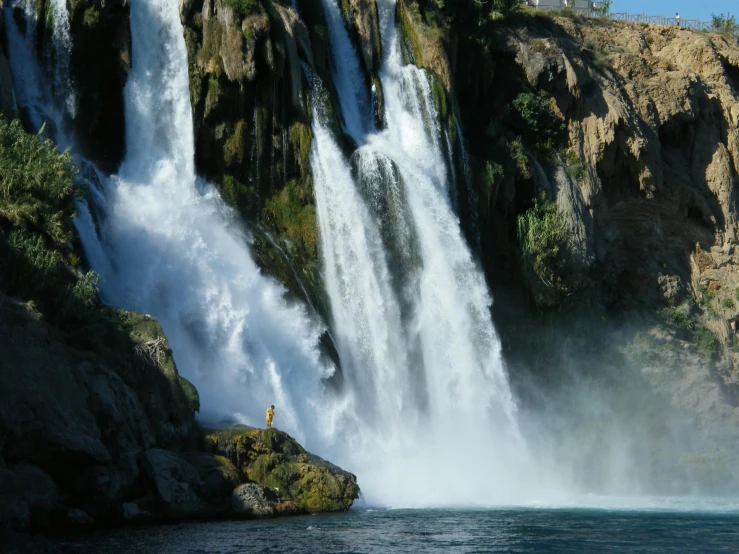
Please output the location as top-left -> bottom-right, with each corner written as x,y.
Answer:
138,426 -> 359,521
0,292 -> 359,536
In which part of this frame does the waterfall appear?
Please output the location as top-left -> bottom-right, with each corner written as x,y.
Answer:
71,0 -> 338,446
48,0 -> 76,118
309,0 -> 526,504
7,0 -> 528,506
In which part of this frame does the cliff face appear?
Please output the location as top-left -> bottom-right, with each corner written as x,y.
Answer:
409,9 -> 739,486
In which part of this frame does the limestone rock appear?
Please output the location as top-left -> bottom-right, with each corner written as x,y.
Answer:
231,483 -> 276,517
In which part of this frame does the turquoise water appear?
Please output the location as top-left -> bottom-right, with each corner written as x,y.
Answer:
41,507 -> 739,553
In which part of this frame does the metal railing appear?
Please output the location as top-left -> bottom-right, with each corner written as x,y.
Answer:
607,12 -> 712,31
526,5 -> 713,31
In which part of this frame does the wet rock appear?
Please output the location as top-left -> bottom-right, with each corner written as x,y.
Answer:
231,483 -> 276,517
205,426 -> 360,513
142,449 -> 205,519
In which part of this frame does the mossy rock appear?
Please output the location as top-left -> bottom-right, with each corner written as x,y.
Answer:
204,426 -> 359,512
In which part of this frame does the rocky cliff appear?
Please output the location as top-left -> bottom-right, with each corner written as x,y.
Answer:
403,7 -> 739,487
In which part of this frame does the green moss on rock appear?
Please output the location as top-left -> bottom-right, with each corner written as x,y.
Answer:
204,426 -> 359,513
224,119 -> 249,168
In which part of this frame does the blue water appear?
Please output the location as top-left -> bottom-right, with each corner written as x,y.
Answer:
41,508 -> 739,553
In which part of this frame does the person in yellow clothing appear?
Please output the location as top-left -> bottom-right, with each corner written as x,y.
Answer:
266,405 -> 275,428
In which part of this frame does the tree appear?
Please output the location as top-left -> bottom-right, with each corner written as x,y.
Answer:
712,13 -> 738,37
592,0 -> 613,18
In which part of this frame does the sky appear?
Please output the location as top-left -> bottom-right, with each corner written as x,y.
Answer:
610,0 -> 736,22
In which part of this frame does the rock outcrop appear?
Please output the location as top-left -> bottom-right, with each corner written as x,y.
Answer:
205,426 -> 359,514
0,293 -> 197,531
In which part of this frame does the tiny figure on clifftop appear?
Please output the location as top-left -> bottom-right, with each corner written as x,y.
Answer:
675,12 -> 680,27
266,405 -> 275,428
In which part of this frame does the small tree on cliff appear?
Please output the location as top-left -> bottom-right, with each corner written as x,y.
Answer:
593,0 -> 613,18
471,0 -> 520,22
712,13 -> 738,37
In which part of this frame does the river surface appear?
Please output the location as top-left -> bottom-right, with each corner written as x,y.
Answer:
25,505 -> 739,553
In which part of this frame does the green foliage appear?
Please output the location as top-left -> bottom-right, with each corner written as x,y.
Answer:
735,286 -> 739,301
511,92 -> 565,151
658,305 -> 697,332
0,120 -> 78,244
564,149 -> 584,181
264,180 -> 318,257
221,174 -> 257,215
699,284 -> 715,302
482,161 -> 504,201
223,120 -> 249,168
83,6 -> 100,28
516,197 -> 569,306
593,0 -> 612,17
179,376 -> 200,414
695,326 -> 720,361
488,0 -> 520,21
723,298 -> 736,310
510,137 -> 531,179
223,0 -> 261,17
712,13 -> 738,37
289,122 -> 312,176
0,119 -> 100,328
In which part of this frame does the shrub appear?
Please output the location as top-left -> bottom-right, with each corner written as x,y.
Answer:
695,326 -> 720,361
511,93 -> 565,151
83,6 -> 100,28
712,13 -> 738,37
510,138 -> 531,179
565,150 -> 584,181
489,0 -> 520,21
223,0 -> 261,17
592,0 -> 612,18
658,306 -> 696,332
0,118 -> 99,328
723,298 -> 736,310
516,197 -> 569,306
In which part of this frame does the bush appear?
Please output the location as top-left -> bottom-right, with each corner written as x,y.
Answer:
516,197 -> 569,306
511,93 -> 566,151
658,306 -> 696,332
489,0 -> 520,21
712,13 -> 738,37
223,0 -> 261,17
0,118 -> 98,328
592,0 -> 612,18
565,150 -> 584,181
723,298 -> 736,310
695,326 -> 720,361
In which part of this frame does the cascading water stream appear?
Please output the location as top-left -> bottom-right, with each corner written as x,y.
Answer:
70,0 -> 341,447
308,0 -> 530,504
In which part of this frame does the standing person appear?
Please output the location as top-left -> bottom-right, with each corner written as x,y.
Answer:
675,12 -> 680,27
266,405 -> 275,428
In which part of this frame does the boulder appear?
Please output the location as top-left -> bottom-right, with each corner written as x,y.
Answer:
231,483 -> 276,517
205,426 -> 360,513
142,449 -> 207,519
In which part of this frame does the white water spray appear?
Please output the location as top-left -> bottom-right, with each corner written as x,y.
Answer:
72,0 -> 340,446
308,0 -> 528,505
